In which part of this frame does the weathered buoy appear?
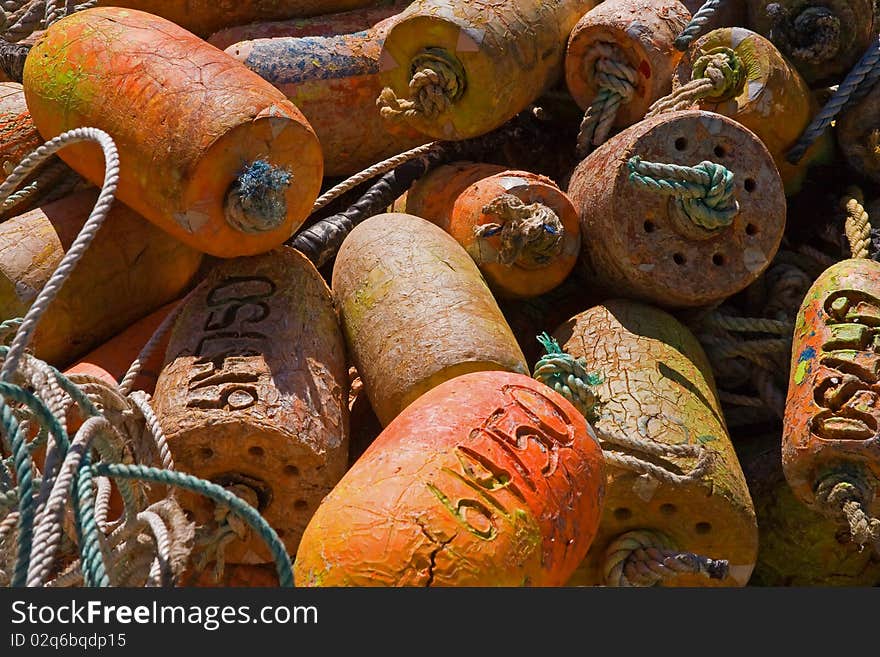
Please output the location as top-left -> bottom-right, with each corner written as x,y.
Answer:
541,300 -> 758,586
567,109 -> 786,308
152,247 -> 349,564
294,371 -> 606,586
405,162 -> 581,299
376,0 -> 596,140
332,212 -> 529,426
565,0 -> 691,153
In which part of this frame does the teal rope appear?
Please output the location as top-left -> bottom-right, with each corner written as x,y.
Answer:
533,333 -> 602,420
627,156 -> 739,230
674,0 -> 724,51
93,463 -> 294,587
787,34 -> 880,164
75,450 -> 109,587
1,396 -> 34,587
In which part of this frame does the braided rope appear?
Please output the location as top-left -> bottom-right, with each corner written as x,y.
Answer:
603,530 -> 730,586
815,474 -> 880,551
533,333 -> 600,419
702,312 -> 793,335
378,52 -> 463,121
787,34 -> 880,164
627,156 -> 739,230
647,47 -> 745,118
473,195 -> 564,267
842,186 -> 871,259
576,43 -> 638,156
674,0 -> 725,51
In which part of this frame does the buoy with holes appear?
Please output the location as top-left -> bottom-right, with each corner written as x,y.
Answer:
151,247 -> 350,565
535,300 -> 758,587
405,162 -> 581,299
667,27 -> 833,196
744,0 -> 876,85
375,0 -> 595,140
567,109 -> 786,309
564,0 -> 692,155
783,259 -> 880,556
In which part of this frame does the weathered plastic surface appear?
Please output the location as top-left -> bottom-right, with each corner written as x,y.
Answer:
0,82 -> 41,185
674,27 -> 832,196
744,0 -> 875,85
153,248 -> 349,564
378,0 -> 596,140
783,259 -> 880,516
294,371 -> 606,586
228,16 -> 427,177
332,212 -> 529,426
24,7 -> 323,258
405,162 -> 581,299
0,190 -> 202,368
565,0 -> 691,124
837,80 -> 880,185
555,300 -> 758,586
740,433 -> 880,586
567,110 -> 786,308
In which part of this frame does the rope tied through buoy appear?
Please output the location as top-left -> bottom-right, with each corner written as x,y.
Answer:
674,0 -> 726,51
603,529 -> 730,587
473,194 -> 564,267
767,4 -> 841,65
627,155 -> 740,231
576,42 -> 638,156
377,49 -> 465,121
815,473 -> 880,552
647,47 -> 746,117
534,333 -> 601,419
224,160 -> 292,234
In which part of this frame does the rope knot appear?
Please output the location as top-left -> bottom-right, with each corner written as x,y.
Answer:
577,43 -> 639,155
533,333 -> 602,420
224,160 -> 292,234
815,473 -> 880,551
627,155 -> 740,231
473,194 -> 564,267
767,3 -> 841,64
603,529 -> 730,587
691,47 -> 746,102
377,49 -> 465,121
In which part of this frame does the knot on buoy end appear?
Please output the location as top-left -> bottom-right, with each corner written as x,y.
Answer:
767,3 -> 841,64
692,47 -> 746,102
377,49 -> 465,122
225,160 -> 292,234
577,43 -> 638,155
815,473 -> 880,551
474,194 -> 564,268
533,333 -> 601,419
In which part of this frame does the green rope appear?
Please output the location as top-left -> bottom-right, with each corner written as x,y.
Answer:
93,463 -> 294,587
74,450 -> 109,587
1,396 -> 33,586
627,156 -> 739,231
533,333 -> 602,420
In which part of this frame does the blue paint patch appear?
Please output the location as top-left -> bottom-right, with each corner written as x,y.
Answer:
245,33 -> 379,85
798,346 -> 816,362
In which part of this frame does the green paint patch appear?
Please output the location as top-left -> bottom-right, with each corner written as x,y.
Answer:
697,434 -> 717,444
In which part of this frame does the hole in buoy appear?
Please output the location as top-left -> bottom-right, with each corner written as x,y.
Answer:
283,465 -> 300,477
712,253 -> 725,266
695,521 -> 712,534
248,446 -> 264,458
746,223 -> 758,236
675,137 -> 687,151
714,145 -> 726,157
673,253 -> 686,265
294,499 -> 308,511
643,220 -> 656,233
199,447 -> 214,459
660,503 -> 677,515
614,507 -> 632,521
744,178 -> 756,193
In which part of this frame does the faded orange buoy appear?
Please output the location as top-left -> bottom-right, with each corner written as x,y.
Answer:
227,16 -> 428,177
294,371 -> 606,586
405,162 -> 581,299
545,300 -> 758,586
567,109 -> 785,308
332,212 -> 529,426
23,8 -> 323,258
152,247 -> 349,564
669,27 -> 832,196
565,0 -> 691,152
783,259 -> 880,551
0,190 -> 202,367
377,0 -> 596,140
0,82 -> 41,184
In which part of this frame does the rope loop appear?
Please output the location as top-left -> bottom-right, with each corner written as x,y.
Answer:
577,42 -> 638,156
473,195 -> 564,267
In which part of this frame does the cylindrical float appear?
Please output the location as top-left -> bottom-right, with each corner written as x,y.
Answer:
332,212 -> 529,426
741,433 -> 880,586
376,0 -> 596,140
567,109 -> 786,308
152,247 -> 349,564
23,8 -> 324,258
405,162 -> 581,299
95,1 -> 382,38
671,27 -> 832,195
783,258 -> 880,546
0,190 -> 202,367
551,300 -> 758,586
208,2 -> 409,50
565,0 -> 691,150
744,0 -> 875,85
295,371 -> 606,586
227,15 -> 428,177
837,80 -> 880,185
